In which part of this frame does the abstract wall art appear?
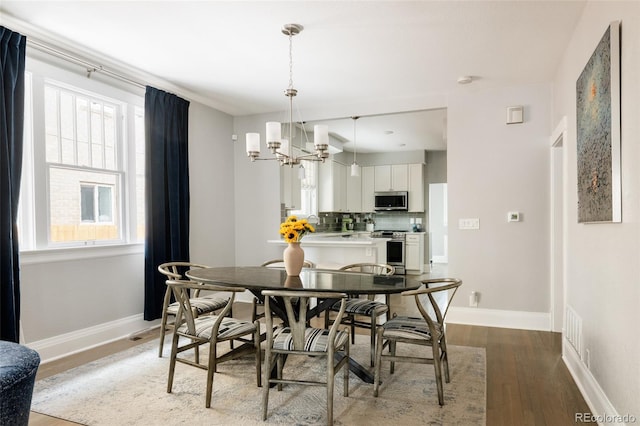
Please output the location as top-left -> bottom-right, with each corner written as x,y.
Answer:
576,21 -> 621,223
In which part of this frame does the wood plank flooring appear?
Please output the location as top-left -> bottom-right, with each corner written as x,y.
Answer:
29,301 -> 591,426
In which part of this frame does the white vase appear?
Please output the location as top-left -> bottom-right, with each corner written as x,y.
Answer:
283,242 -> 304,276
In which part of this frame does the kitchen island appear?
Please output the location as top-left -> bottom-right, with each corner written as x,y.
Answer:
267,232 -> 388,269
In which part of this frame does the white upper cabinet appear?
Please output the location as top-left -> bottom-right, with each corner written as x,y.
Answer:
361,166 -> 375,212
318,162 -> 423,213
408,163 -> 424,212
374,164 -> 408,192
319,160 -> 347,212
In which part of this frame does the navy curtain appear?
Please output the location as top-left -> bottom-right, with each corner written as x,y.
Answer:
144,86 -> 190,320
0,27 -> 26,342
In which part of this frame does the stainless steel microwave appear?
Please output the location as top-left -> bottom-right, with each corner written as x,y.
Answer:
374,191 -> 408,211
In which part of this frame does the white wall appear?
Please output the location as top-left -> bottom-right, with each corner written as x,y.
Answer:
447,83 -> 552,317
188,102 -> 236,266
553,1 -> 640,419
20,249 -> 144,357
232,114 -> 286,268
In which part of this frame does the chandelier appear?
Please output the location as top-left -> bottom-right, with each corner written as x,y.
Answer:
245,23 -> 330,167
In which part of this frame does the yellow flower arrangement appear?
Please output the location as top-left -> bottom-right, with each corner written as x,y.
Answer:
279,215 -> 315,243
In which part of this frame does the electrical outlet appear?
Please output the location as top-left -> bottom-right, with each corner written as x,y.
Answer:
469,291 -> 478,307
585,349 -> 591,369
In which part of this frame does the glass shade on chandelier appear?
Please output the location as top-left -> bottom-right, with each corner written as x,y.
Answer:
245,123 -> 329,166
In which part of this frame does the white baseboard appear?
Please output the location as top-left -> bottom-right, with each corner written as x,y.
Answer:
447,306 -> 551,331
562,339 -> 631,425
25,314 -> 161,364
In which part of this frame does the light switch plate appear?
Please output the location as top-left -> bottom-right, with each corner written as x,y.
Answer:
506,106 -> 524,124
508,211 -> 520,222
459,218 -> 480,230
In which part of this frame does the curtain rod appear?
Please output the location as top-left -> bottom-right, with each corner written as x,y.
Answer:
26,38 -> 146,90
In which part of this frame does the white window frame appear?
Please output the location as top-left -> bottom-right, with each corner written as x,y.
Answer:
18,55 -> 145,258
80,182 -> 114,224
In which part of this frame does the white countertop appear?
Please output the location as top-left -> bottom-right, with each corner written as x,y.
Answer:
267,233 -> 388,247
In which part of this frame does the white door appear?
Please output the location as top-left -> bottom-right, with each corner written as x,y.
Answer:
550,118 -> 567,333
428,183 -> 448,264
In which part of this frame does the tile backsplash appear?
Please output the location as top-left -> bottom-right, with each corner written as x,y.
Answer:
314,211 -> 425,233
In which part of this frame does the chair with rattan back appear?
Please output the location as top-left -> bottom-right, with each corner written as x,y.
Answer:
324,263 -> 395,367
157,262 -> 229,358
166,279 -> 261,408
374,277 -> 462,406
261,289 -> 349,426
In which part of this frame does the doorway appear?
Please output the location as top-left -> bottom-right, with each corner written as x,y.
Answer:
550,117 -> 567,333
428,183 -> 448,264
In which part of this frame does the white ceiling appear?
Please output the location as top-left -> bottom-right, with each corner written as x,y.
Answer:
0,1 -> 586,153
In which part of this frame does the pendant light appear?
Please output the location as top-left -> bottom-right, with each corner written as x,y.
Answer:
350,116 -> 361,177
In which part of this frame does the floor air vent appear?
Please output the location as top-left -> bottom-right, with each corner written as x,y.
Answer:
565,305 -> 582,356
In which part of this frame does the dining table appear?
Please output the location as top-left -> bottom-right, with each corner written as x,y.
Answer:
185,266 -> 422,384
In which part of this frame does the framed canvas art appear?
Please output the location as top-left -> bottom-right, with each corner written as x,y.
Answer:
576,21 -> 621,223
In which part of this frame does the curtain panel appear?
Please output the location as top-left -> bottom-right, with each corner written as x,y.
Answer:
0,27 -> 26,342
143,87 -> 190,321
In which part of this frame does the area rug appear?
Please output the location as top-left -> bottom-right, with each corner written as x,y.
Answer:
32,336 -> 486,425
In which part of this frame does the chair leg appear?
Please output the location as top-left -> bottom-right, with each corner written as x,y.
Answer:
167,332 -> 179,393
350,316 -> 356,344
276,354 -> 283,391
205,342 -> 217,408
261,347 -> 272,420
229,304 -> 234,350
343,338 -> 349,397
440,336 -> 450,383
327,355 -> 335,426
369,313 -> 377,367
431,343 -> 445,406
373,327 -> 384,397
389,341 -> 396,374
158,312 -> 169,357
251,297 -> 258,323
254,321 -> 262,387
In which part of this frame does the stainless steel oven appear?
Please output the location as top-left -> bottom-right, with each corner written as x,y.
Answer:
371,231 -> 406,275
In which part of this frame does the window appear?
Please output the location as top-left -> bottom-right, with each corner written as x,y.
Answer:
80,184 -> 113,223
293,159 -> 318,217
19,57 -> 145,250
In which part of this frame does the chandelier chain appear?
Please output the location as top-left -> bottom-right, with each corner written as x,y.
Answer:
288,32 -> 294,90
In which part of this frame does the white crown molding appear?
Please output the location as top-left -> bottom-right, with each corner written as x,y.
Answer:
1,13 -> 235,114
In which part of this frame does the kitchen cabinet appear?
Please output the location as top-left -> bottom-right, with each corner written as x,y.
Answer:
408,163 -> 424,212
374,164 -> 408,192
319,160 -> 347,212
346,170 -> 362,212
405,233 -> 424,273
361,166 -> 375,212
319,160 -> 364,212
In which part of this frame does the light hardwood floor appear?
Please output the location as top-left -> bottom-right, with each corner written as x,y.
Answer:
29,299 -> 591,426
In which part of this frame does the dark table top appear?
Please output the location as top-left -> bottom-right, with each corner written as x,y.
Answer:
185,266 -> 422,295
